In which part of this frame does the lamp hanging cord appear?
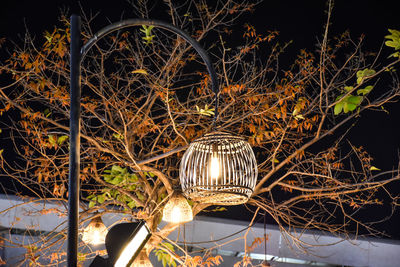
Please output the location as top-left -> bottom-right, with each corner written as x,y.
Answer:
212,90 -> 219,130
80,18 -> 220,129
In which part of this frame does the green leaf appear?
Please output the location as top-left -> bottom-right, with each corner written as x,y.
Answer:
77,252 -> 86,262
110,189 -> 118,198
167,255 -> 173,265
112,133 -> 124,140
89,200 -> 96,208
209,206 -> 227,212
153,243 -> 176,267
129,174 -> 138,182
389,52 -> 400,58
347,95 -> 363,105
142,36 -> 155,44
44,35 -> 52,43
334,101 -> 344,115
110,175 -> 123,185
128,200 -> 136,209
140,25 -> 155,45
140,25 -> 154,34
43,108 -> 51,117
57,135 -> 68,145
158,193 -> 167,203
385,40 -> 400,49
370,166 -> 381,171
187,199 -> 194,207
128,185 -> 137,191
343,102 -> 356,113
335,95 -> 362,114
385,66 -> 396,72
48,135 -> 57,146
388,29 -> 400,38
111,165 -> 124,174
161,242 -> 174,251
294,114 -> 305,120
357,85 -> 373,96
196,105 -> 215,117
356,68 -> 376,84
385,29 -> 400,50
97,195 -> 105,204
136,192 -> 145,201
131,69 -> 148,75
344,86 -> 353,92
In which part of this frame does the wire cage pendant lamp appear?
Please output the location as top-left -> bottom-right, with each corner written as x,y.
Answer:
82,216 -> 108,245
162,193 -> 193,223
177,36 -> 258,205
180,130 -> 258,205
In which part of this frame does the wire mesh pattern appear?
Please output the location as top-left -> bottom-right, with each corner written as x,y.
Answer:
81,216 -> 107,245
179,132 -> 258,205
162,194 -> 193,223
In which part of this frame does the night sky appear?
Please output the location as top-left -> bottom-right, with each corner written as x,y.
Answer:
1,0 -> 399,239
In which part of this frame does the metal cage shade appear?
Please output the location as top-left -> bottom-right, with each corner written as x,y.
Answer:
179,132 -> 258,205
82,216 -> 107,245
162,194 -> 193,223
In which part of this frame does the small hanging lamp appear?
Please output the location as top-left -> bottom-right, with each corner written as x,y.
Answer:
179,131 -> 258,205
82,216 -> 108,245
131,251 -> 153,267
162,193 -> 193,223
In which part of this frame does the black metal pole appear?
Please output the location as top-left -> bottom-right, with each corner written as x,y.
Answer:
68,14 -> 81,267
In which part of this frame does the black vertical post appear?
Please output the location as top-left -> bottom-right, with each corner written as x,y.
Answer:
68,14 -> 81,267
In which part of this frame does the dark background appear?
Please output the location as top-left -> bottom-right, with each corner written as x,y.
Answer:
1,1 -> 399,238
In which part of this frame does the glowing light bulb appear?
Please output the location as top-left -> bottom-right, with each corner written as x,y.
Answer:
170,206 -> 182,223
82,216 -> 107,245
210,155 -> 220,180
162,195 -> 193,223
90,229 -> 102,245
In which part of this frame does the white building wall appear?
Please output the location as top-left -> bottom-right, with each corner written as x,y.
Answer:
1,194 -> 400,267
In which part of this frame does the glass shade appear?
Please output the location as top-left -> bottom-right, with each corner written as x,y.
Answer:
162,194 -> 193,223
180,132 -> 258,205
82,216 -> 107,245
131,251 -> 153,267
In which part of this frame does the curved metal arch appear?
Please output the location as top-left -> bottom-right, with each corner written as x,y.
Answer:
80,18 -> 219,121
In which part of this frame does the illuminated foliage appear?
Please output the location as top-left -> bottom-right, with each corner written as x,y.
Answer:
0,0 -> 400,266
